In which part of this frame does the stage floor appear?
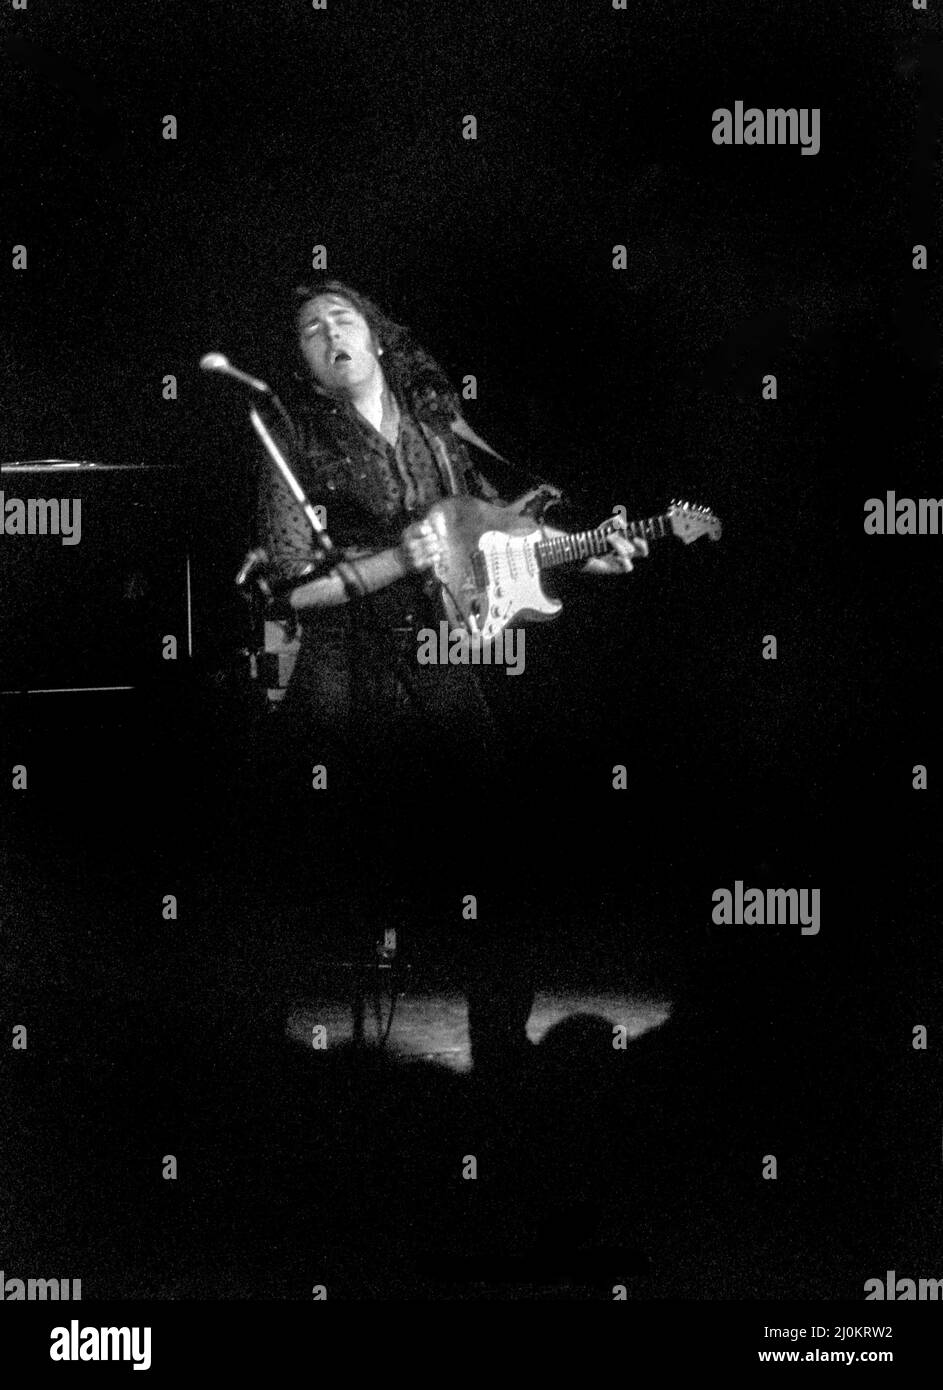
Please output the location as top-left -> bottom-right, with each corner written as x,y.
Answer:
287,988 -> 671,1071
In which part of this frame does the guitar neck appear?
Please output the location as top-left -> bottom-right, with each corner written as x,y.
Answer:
535,512 -> 671,571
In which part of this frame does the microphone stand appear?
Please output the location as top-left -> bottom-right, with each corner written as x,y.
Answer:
242,397 -> 396,1040
248,404 -> 333,553
234,398 -> 335,639
235,393 -> 369,649
248,398 -> 367,599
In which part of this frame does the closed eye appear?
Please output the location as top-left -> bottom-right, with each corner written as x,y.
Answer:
303,313 -> 355,338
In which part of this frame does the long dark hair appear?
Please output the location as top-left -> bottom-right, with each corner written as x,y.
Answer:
288,277 -> 461,428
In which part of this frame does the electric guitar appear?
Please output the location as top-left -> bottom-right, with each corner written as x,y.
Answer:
425,496 -> 721,642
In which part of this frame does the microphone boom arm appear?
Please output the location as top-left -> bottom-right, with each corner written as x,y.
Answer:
248,405 -> 333,551
246,404 -> 367,599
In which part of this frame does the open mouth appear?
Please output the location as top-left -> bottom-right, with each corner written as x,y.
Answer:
332,350 -> 352,365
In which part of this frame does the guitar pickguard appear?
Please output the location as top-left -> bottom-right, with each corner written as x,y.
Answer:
427,497 -> 562,643
470,529 -> 557,638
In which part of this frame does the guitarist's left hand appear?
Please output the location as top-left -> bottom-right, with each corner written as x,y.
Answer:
584,532 -> 649,575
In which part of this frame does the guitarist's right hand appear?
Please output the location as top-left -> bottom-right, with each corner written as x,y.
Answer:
399,518 -> 443,573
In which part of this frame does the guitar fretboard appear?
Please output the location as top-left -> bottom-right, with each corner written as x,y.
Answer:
536,513 -> 671,570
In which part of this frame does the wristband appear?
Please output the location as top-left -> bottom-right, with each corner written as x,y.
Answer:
334,559 -> 369,601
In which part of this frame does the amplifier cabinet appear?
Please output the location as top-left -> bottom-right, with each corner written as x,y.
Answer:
0,463 -> 191,692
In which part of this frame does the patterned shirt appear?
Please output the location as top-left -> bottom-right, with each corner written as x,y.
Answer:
259,381 -> 501,626
257,378 -> 508,751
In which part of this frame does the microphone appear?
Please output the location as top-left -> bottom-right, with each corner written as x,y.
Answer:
199,353 -> 271,395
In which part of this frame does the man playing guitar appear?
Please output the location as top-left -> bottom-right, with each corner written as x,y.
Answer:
257,277 -> 648,1070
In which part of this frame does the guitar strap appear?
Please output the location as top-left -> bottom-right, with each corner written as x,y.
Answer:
416,412 -> 512,499
450,414 -> 512,467
421,410 -> 565,519
452,414 -> 564,514
419,422 -> 463,498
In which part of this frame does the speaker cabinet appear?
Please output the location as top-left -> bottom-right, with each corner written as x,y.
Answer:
0,462 -> 191,692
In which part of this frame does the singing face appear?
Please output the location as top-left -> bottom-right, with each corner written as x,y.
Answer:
296,293 -> 383,397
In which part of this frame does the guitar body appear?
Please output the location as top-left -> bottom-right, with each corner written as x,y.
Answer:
426,496 -> 561,641
422,494 -> 721,642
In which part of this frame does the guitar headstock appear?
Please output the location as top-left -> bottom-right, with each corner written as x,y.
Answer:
667,499 -> 722,544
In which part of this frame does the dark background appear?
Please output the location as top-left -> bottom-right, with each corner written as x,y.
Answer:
1,0 -> 941,1301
